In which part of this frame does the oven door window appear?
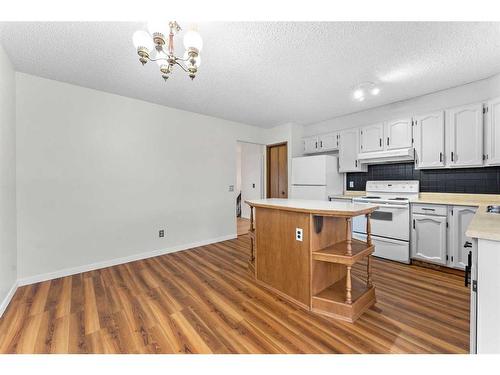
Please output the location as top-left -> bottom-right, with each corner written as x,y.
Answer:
371,211 -> 393,221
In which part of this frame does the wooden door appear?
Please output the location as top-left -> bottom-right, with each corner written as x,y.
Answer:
267,143 -> 288,198
360,123 -> 384,152
411,214 -> 447,265
446,103 -> 484,167
385,118 -> 413,150
414,111 -> 445,169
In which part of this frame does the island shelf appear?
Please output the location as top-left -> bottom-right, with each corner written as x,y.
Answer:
245,199 -> 378,323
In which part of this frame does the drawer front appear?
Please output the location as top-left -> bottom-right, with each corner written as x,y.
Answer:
412,204 -> 447,216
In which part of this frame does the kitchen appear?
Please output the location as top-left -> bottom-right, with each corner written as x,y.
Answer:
271,92 -> 500,353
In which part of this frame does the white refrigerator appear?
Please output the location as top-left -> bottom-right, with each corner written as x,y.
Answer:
291,155 -> 343,200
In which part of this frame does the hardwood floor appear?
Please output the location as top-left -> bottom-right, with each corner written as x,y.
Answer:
237,217 -> 250,236
0,234 -> 470,354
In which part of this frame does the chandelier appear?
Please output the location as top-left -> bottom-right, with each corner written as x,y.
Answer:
132,21 -> 203,81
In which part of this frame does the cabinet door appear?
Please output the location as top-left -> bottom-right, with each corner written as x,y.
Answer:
485,97 -> 500,165
385,118 -> 413,150
449,206 -> 477,270
446,103 -> 484,167
339,128 -> 367,172
411,214 -> 447,265
303,136 -> 318,154
319,132 -> 339,151
414,111 -> 445,169
360,123 -> 384,152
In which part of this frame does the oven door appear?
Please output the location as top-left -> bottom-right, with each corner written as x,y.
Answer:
352,202 -> 410,241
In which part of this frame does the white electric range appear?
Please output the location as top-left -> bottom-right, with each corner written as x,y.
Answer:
351,180 -> 420,264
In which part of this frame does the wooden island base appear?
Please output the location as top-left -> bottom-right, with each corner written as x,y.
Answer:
246,199 -> 378,323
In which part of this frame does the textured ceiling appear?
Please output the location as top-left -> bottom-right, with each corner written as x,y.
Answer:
1,22 -> 500,128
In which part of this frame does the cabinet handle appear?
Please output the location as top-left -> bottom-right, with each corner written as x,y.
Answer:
465,251 -> 472,287
355,160 -> 358,167
421,208 -> 435,211
315,141 -> 318,149
379,138 -> 382,147
387,137 -> 390,146
439,152 -> 443,162
320,141 -> 323,148
451,151 -> 454,162
464,241 -> 472,248
412,219 -> 415,229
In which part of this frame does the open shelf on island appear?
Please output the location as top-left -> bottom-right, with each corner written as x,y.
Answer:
312,239 -> 374,265
312,276 -> 375,322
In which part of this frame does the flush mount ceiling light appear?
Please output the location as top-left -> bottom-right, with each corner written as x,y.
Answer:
352,82 -> 381,102
132,21 -> 203,81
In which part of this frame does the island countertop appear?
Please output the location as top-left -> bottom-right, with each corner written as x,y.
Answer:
245,198 -> 378,217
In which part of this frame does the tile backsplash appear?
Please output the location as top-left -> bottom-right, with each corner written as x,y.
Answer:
346,162 -> 500,194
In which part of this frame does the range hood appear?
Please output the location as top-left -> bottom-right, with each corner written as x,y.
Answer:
357,148 -> 414,165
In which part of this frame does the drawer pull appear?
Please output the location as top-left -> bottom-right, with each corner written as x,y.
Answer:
421,208 -> 435,211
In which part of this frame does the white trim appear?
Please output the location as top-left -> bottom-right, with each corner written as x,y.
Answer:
17,234 -> 237,287
0,281 -> 18,318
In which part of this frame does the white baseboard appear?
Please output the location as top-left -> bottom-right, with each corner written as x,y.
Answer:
0,281 -> 18,318
17,233 -> 237,287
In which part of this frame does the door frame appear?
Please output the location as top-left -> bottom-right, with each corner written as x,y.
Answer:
266,142 -> 288,198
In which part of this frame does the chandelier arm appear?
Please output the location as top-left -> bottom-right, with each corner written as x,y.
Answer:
174,60 -> 188,72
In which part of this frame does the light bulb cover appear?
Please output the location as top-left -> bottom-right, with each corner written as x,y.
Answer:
370,87 -> 380,96
353,89 -> 364,100
132,30 -> 153,51
155,51 -> 168,66
183,30 -> 203,52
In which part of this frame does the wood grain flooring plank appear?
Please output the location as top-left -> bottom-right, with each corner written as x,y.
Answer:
0,233 -> 470,354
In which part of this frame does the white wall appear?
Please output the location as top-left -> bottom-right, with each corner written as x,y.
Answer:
16,73 -> 263,282
0,44 -> 17,316
239,142 -> 264,219
303,74 -> 500,136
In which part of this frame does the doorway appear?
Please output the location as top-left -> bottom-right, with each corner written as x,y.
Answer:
236,141 -> 265,235
266,142 -> 288,198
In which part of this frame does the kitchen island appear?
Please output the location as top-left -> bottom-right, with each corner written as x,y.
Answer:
245,198 -> 378,322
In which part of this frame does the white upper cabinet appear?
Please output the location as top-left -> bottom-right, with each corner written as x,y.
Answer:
318,132 -> 339,151
485,97 -> 500,166
359,123 -> 384,153
414,111 -> 445,169
445,103 -> 484,168
385,118 -> 413,150
303,136 -> 319,154
339,128 -> 367,172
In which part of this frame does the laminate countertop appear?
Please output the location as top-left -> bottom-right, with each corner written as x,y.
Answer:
245,198 -> 378,217
331,191 -> 500,241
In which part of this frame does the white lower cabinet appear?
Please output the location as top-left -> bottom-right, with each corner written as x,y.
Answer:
411,211 -> 448,265
448,205 -> 477,270
411,203 -> 478,270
